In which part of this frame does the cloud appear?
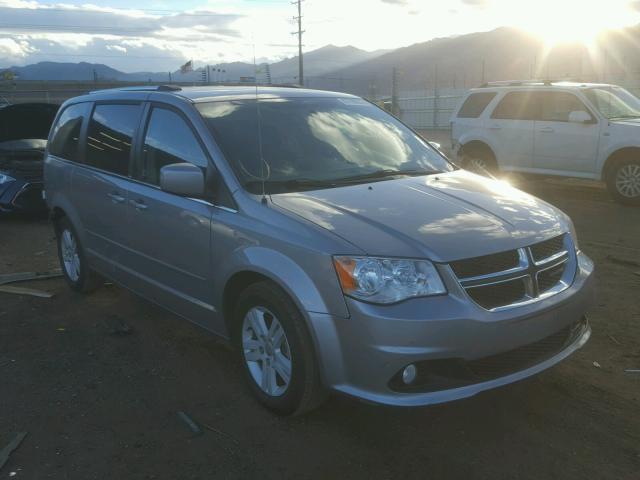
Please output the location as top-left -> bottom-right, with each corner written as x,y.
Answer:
380,0 -> 408,5
460,0 -> 489,6
0,1 -> 256,70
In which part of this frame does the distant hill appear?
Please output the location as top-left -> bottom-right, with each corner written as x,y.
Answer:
311,26 -> 640,96
5,61 -> 123,81
0,45 -> 386,83
269,44 -> 388,83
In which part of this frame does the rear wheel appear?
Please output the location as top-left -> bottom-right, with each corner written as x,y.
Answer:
235,281 -> 326,415
56,217 -> 102,292
607,159 -> 640,205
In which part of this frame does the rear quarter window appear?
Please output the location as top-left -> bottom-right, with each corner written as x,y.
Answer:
457,92 -> 497,118
490,91 -> 539,120
49,102 -> 91,162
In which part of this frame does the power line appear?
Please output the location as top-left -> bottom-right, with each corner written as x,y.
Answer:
291,0 -> 304,86
0,6 -> 241,18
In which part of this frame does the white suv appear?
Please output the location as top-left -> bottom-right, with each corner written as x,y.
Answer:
451,81 -> 640,205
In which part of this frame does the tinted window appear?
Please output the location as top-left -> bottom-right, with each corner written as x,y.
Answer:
86,104 -> 141,175
539,92 -> 592,122
491,92 -> 539,120
49,103 -> 90,162
457,92 -> 497,118
134,108 -> 207,185
197,97 -> 453,194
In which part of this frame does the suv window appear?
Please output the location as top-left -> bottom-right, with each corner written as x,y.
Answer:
86,103 -> 142,175
457,92 -> 497,118
491,91 -> 538,120
135,107 -> 208,185
49,103 -> 90,162
539,92 -> 593,122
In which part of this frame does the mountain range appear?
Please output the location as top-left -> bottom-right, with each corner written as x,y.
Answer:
1,45 -> 387,83
3,26 -> 640,97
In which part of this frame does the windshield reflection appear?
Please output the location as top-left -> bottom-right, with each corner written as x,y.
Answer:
197,97 -> 453,194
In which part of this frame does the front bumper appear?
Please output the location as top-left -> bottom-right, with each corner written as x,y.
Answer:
308,251 -> 595,407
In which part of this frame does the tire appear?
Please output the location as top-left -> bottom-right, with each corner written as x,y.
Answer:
234,281 -> 326,415
606,159 -> 640,205
461,151 -> 498,177
55,217 -> 103,293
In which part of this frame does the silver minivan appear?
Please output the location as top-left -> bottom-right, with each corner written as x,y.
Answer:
44,86 -> 594,415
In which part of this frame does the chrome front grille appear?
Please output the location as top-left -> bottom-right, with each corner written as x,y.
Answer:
450,234 -> 575,311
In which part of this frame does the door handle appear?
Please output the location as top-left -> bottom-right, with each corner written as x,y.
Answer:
489,124 -> 502,130
107,192 -> 125,204
130,199 -> 148,211
540,127 -> 554,133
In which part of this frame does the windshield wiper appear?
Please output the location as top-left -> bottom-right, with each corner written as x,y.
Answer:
244,178 -> 338,192
332,168 -> 440,184
244,169 -> 440,192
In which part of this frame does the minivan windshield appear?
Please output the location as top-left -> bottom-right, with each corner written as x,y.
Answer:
583,87 -> 640,120
197,97 -> 453,194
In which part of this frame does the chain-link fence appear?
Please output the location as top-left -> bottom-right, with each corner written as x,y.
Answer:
396,88 -> 466,130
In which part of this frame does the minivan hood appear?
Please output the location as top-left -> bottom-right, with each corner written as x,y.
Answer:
271,170 -> 569,262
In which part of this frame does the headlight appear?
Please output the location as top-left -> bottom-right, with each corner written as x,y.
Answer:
0,172 -> 15,184
333,256 -> 446,304
568,220 -> 580,251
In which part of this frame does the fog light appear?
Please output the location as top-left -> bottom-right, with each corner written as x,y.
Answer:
402,364 -> 417,384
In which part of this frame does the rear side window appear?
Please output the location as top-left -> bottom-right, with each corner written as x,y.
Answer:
457,92 -> 497,118
86,104 -> 142,176
134,107 -> 208,185
491,92 -> 539,120
49,103 -> 90,162
539,92 -> 593,122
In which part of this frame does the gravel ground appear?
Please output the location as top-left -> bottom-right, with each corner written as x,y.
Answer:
1,178 -> 639,480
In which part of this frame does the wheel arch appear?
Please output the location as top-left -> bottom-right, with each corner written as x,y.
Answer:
601,146 -> 640,182
459,140 -> 497,162
218,247 -> 347,340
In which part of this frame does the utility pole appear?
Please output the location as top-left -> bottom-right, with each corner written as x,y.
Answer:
291,0 -> 304,86
481,59 -> 485,85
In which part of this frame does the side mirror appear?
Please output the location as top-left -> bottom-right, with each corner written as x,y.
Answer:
568,110 -> 592,124
159,163 -> 205,198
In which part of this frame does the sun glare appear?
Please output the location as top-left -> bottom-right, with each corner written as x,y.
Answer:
509,0 -> 635,48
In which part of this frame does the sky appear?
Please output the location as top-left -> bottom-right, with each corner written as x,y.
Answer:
1,0 -> 639,72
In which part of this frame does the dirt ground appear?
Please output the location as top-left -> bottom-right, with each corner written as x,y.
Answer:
1,178 -> 639,480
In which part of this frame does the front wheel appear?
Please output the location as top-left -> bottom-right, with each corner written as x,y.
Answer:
607,159 -> 640,205
56,217 -> 102,292
461,153 -> 498,177
235,281 -> 326,415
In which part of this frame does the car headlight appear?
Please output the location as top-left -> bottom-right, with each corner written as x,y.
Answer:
333,256 -> 446,304
0,172 -> 15,184
568,220 -> 580,251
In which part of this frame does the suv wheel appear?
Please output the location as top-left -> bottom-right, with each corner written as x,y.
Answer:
607,159 -> 640,205
461,152 -> 497,177
235,281 -> 326,415
56,217 -> 102,292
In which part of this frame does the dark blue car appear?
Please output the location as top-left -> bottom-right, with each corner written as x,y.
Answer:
0,102 -> 59,214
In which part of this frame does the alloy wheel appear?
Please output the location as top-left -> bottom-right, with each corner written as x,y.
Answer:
615,164 -> 640,198
61,228 -> 81,282
242,306 -> 292,397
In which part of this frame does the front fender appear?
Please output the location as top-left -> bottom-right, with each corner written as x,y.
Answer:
457,134 -> 497,158
216,246 -> 350,319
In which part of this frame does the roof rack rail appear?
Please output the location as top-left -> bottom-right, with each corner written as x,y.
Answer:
479,80 -> 553,88
90,85 -> 182,94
